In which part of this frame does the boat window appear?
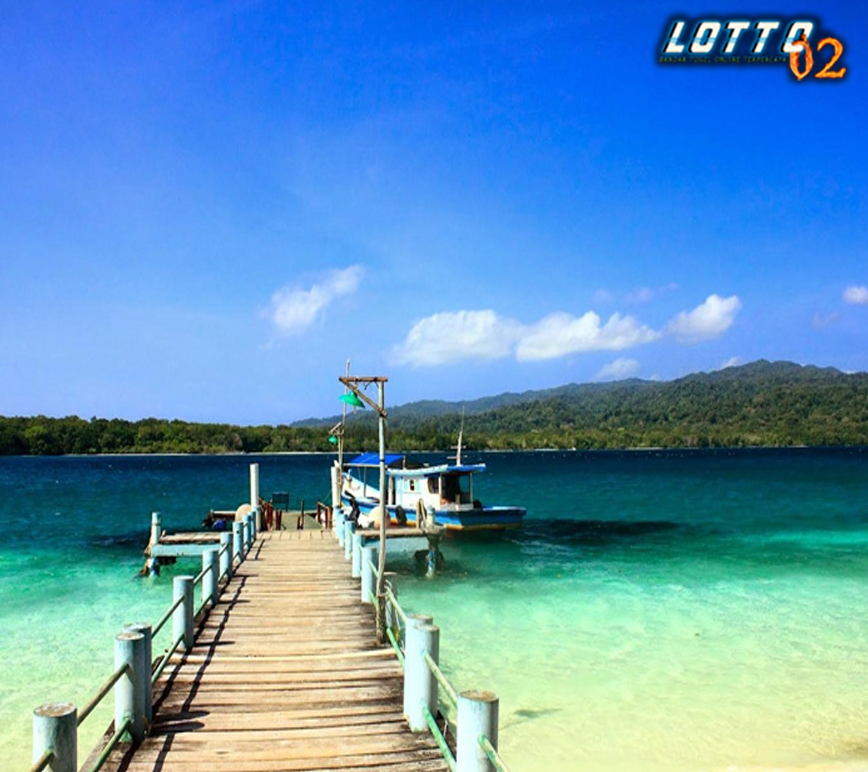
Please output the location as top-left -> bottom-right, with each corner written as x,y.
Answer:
409,479 -> 416,492
427,477 -> 438,494
440,473 -> 467,503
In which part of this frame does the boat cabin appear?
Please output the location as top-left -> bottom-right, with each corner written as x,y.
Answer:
342,454 -> 485,512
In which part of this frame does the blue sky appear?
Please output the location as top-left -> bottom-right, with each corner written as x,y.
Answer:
1,1 -> 865,423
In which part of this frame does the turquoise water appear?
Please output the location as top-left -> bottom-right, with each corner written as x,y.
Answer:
2,450 -> 868,771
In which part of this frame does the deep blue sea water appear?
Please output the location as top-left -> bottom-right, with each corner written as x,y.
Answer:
2,449 -> 868,771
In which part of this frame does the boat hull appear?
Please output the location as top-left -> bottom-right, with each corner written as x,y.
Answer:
341,494 -> 525,532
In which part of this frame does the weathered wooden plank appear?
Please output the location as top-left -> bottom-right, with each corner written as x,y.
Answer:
101,534 -> 447,772
107,750 -> 447,772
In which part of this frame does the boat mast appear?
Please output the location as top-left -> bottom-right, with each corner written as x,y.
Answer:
453,407 -> 465,466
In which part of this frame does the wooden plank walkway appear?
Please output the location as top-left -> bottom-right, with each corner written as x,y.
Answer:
105,531 -> 449,772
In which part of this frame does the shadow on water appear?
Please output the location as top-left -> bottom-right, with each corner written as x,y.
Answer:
501,707 -> 563,729
508,518 -> 682,547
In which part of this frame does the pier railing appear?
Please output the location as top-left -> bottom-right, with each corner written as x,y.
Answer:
337,507 -> 513,772
25,512 -> 256,772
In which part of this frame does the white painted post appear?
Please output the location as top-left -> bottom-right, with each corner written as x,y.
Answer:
242,517 -> 251,553
232,522 -> 243,565
203,549 -> 219,608
344,520 -> 355,560
219,532 -> 232,580
335,511 -> 346,545
457,691 -> 499,772
360,544 -> 377,604
403,619 -> 440,732
249,462 -> 259,508
351,532 -> 363,578
114,631 -> 146,744
150,512 -> 161,548
32,702 -> 76,772
173,576 -> 194,652
249,510 -> 257,541
123,623 -> 153,727
330,462 -> 341,517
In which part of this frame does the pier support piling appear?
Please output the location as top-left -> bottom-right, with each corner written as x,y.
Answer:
173,576 -> 194,652
360,544 -> 377,604
114,632 -> 146,744
403,619 -> 440,732
457,690 -> 499,772
32,702 -> 77,772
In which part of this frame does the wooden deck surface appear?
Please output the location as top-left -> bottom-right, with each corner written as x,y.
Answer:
106,531 -> 448,772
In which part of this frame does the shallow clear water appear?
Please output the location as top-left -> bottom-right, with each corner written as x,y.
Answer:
2,449 -> 868,771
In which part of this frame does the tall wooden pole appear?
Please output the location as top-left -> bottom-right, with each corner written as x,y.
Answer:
338,360 -> 348,475
376,379 -> 388,643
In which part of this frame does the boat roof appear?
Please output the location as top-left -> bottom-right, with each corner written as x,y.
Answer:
345,452 -> 406,467
345,453 -> 486,476
388,463 -> 486,478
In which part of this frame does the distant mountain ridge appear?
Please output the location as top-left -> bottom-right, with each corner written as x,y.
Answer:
2,360 -> 866,454
294,360 -> 859,427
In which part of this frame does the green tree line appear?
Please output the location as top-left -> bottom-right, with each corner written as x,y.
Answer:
2,361 -> 867,455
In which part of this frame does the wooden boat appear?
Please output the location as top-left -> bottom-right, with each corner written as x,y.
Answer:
338,448 -> 525,532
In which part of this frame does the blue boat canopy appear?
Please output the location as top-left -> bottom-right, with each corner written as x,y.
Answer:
346,452 -> 405,467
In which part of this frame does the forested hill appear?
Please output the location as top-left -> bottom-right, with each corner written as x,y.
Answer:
1,360 -> 867,454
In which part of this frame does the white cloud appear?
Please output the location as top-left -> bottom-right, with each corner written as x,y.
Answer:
596,358 -> 640,380
666,294 -> 742,343
394,308 -> 661,366
843,285 -> 868,305
267,265 -> 364,336
718,356 -> 741,370
394,293 -> 741,368
393,310 -> 523,366
516,311 -> 661,361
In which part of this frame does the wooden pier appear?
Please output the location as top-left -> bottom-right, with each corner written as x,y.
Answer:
109,532 -> 448,772
28,462 -> 510,772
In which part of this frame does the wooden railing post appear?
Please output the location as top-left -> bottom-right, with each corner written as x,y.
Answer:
335,510 -> 346,545
115,632 -> 146,744
403,618 -> 439,732
242,516 -> 251,553
123,623 -> 153,727
32,702 -> 76,772
173,576 -> 194,652
360,544 -> 377,604
203,548 -> 219,608
457,691 -> 499,772
344,520 -> 355,560
219,532 -> 232,580
232,521 -> 243,565
351,532 -> 363,578
249,462 -> 260,525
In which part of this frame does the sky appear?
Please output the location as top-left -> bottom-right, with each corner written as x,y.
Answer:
0,1 -> 865,424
